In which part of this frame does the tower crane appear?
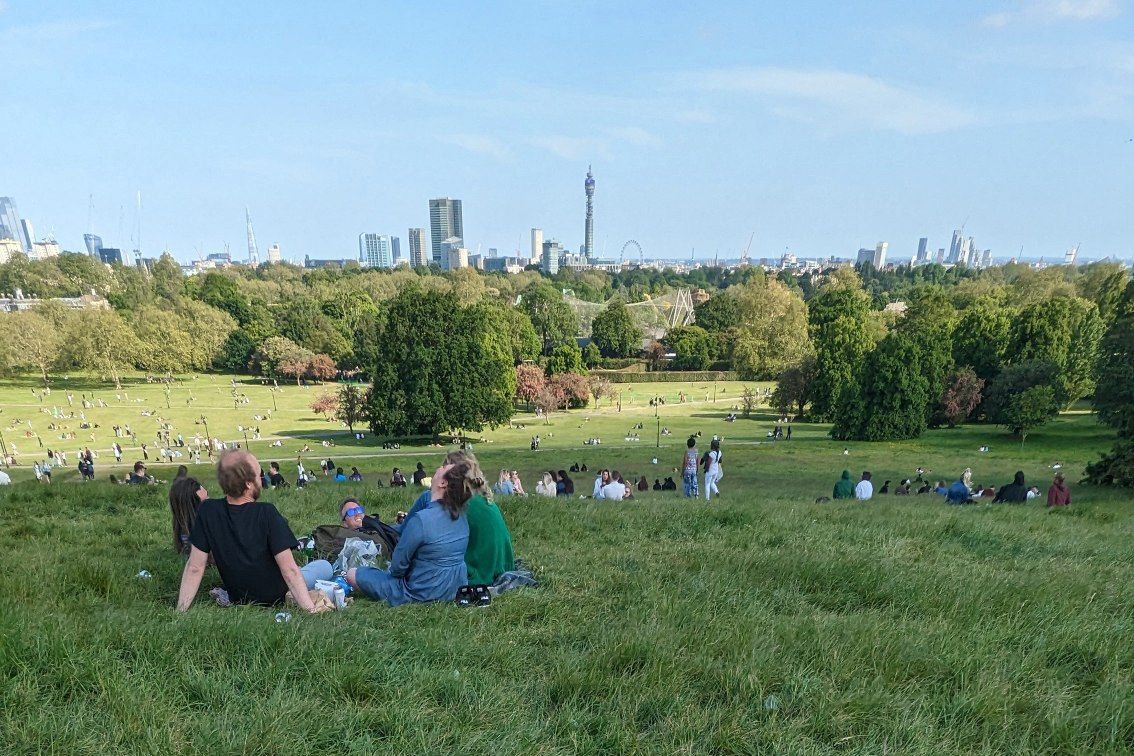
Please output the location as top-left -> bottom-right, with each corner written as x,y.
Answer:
740,232 -> 754,266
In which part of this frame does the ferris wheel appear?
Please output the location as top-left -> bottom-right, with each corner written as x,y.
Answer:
619,239 -> 644,264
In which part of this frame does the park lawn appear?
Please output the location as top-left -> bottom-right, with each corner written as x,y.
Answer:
1,374 -> 1133,752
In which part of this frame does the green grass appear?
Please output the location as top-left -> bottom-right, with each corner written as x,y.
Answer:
1,374 -> 1133,753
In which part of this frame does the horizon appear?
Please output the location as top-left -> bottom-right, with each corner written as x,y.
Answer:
2,1 -> 1133,263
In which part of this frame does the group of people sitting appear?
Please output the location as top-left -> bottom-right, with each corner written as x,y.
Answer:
830,467 -> 1071,506
172,449 -> 517,613
534,470 -> 576,497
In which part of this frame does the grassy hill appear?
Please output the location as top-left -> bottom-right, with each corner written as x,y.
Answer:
1,374 -> 1132,752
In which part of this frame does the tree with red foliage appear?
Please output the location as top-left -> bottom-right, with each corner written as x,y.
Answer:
307,353 -> 338,383
310,392 -> 340,420
552,372 -> 591,410
933,367 -> 985,428
278,357 -> 309,386
515,364 -> 546,408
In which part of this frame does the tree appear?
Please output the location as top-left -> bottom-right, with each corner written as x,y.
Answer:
896,287 -> 956,427
496,305 -> 541,364
982,360 -> 1065,431
514,364 -> 546,408
740,387 -> 757,417
730,276 -> 813,380
644,340 -> 667,371
311,392 -> 340,420
1086,281 -> 1134,486
1008,296 -> 1102,405
336,383 -> 368,433
519,283 -> 576,353
545,342 -> 585,375
1003,385 -> 1058,443
60,308 -> 131,388
582,341 -> 602,367
150,253 -> 184,301
9,310 -> 62,384
552,372 -> 591,410
663,325 -> 716,371
279,357 -> 310,386
770,356 -> 817,418
693,293 -> 738,332
590,299 -> 643,358
307,354 -> 338,382
933,368 -> 985,428
806,286 -> 874,420
534,380 -> 565,420
951,297 -> 1012,383
256,336 -> 312,379
217,329 -> 258,373
368,289 -> 514,437
832,333 -> 930,441
590,376 -> 612,407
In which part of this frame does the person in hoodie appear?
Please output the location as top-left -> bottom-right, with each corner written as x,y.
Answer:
992,471 -> 1029,503
1046,474 -> 1071,508
832,470 -> 855,499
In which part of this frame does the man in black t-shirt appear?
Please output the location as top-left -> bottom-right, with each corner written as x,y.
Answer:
176,450 -> 327,611
267,461 -> 288,489
127,461 -> 150,485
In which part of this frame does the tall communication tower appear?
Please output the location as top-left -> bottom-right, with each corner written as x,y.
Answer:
245,207 -> 259,266
583,166 -> 595,260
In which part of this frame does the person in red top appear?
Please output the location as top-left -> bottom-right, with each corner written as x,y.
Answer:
1047,473 -> 1072,507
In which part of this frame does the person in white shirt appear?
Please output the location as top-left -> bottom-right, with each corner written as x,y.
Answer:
0,469 -> 11,485
593,470 -> 611,498
703,439 -> 723,501
535,472 -> 557,497
855,471 -> 874,501
600,471 -> 626,501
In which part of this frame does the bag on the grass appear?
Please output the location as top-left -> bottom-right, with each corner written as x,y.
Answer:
312,525 -> 393,563
332,537 -> 381,573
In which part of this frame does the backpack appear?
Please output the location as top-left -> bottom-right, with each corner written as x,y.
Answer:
312,524 -> 394,563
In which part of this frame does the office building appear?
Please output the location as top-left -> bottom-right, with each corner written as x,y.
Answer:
304,255 -> 354,269
29,240 -> 60,260
408,228 -> 429,267
914,237 -> 928,265
267,244 -> 281,263
936,248 -> 945,265
583,167 -> 595,259
542,239 -> 562,275
99,248 -> 123,265
429,198 -> 463,268
530,228 -> 543,265
981,249 -> 993,268
441,237 -> 467,270
856,242 -> 887,268
487,247 -> 498,259
84,233 -> 103,257
856,248 -> 874,266
0,238 -> 21,264
0,197 -> 30,253
947,230 -> 963,264
359,233 -> 394,268
391,236 -> 401,264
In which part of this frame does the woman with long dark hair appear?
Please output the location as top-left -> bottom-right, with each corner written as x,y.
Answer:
169,476 -> 207,555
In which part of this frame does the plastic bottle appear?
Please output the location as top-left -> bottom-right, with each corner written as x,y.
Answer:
274,612 -> 292,623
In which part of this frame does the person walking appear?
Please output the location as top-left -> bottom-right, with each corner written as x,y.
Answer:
703,438 -> 723,501
681,436 -> 699,498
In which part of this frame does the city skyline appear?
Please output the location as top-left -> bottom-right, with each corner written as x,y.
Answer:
2,2 -> 1132,262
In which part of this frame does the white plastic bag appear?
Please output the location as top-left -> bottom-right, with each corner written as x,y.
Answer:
332,537 -> 379,573
313,579 -> 348,610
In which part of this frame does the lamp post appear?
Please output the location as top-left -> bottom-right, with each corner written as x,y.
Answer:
271,388 -> 278,412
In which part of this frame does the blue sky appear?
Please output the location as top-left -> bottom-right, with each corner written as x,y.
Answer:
2,1 -> 1132,262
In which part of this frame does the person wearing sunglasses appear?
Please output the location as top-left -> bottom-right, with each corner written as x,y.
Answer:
341,499 -> 367,529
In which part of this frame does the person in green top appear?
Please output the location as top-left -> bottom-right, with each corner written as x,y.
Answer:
833,470 -> 855,499
464,493 -> 515,586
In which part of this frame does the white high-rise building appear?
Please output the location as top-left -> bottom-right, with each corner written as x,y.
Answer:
874,241 -> 888,268
443,237 -> 468,269
408,228 -> 429,267
530,228 -> 543,265
542,239 -> 561,274
267,244 -> 281,263
359,233 -> 394,268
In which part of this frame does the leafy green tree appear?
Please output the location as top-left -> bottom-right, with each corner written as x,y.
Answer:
1008,295 -> 1102,403
730,276 -> 813,380
693,293 -> 738,332
1086,281 -> 1134,485
771,356 -> 817,417
895,287 -> 956,426
150,253 -> 184,301
216,329 -> 258,373
1076,262 -> 1129,326
663,325 -> 716,371
832,332 -> 930,441
60,309 -> 130,388
581,341 -> 602,367
590,299 -> 643,358
951,297 -> 1013,383
277,298 -> 352,362
336,383 -> 368,433
807,286 -> 874,420
368,288 -> 514,436
982,359 -> 1065,432
9,310 -> 62,384
1003,386 -> 1059,443
519,283 -> 576,354
197,272 -> 252,323
545,342 -> 584,375
487,304 -> 540,364
255,336 -> 311,379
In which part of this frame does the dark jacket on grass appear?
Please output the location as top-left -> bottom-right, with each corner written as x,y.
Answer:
993,471 -> 1028,503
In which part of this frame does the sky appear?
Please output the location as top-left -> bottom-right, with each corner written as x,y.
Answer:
1,0 -> 1133,263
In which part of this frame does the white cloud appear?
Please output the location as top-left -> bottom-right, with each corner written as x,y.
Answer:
438,134 -> 509,159
527,135 -> 609,161
604,126 -> 662,147
981,0 -> 1121,26
678,67 -> 977,134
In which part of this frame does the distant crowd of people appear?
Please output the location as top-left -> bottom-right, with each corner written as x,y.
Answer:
829,466 -> 1071,507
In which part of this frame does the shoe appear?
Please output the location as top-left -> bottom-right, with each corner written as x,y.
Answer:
474,585 -> 492,607
454,585 -> 473,608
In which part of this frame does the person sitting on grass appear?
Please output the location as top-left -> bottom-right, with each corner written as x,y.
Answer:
464,465 -> 515,586
946,475 -> 972,505
557,470 -> 574,497
267,461 -> 288,489
1047,474 -> 1071,508
169,476 -> 207,555
345,460 -> 472,605
833,470 -> 855,499
593,469 -> 611,498
601,470 -> 627,501
412,462 -> 427,487
493,469 -> 514,497
854,471 -> 873,501
176,450 -> 333,612
399,451 -> 487,531
894,479 -> 912,496
334,467 -> 347,482
128,461 -> 150,485
535,472 -> 557,497
993,471 -> 1029,503
348,466 -> 363,482
390,468 -> 407,487
510,470 -> 526,496
637,475 -> 649,492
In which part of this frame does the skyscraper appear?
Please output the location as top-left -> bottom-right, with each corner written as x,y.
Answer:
948,230 -> 963,263
84,233 -> 103,257
530,228 -> 543,265
583,167 -> 595,260
408,227 -> 429,267
391,236 -> 401,264
0,197 -> 31,253
915,237 -> 928,265
542,239 -> 561,274
359,233 -> 394,268
429,198 -> 463,269
267,244 -> 281,263
245,208 -> 259,266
